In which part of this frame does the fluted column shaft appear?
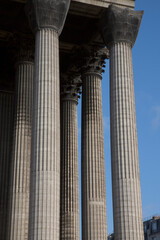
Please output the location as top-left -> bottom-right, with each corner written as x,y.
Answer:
82,72 -> 107,240
60,96 -> 80,240
26,1 -> 71,238
110,42 -> 144,240
101,6 -> 144,240
28,29 -> 60,240
7,59 -> 34,240
0,92 -> 14,240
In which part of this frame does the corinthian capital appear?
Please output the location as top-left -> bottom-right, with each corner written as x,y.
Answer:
81,48 -> 108,77
61,75 -> 82,103
101,5 -> 143,48
26,0 -> 71,35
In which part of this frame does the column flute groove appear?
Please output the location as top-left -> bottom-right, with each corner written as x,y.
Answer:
110,41 -> 144,240
26,1 -> 71,238
60,80 -> 80,240
29,29 -> 60,240
101,5 -> 144,240
7,52 -> 34,240
81,50 -> 108,240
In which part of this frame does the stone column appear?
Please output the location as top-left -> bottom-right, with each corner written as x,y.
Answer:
60,79 -> 81,240
81,50 -> 107,240
7,48 -> 34,240
101,5 -> 144,240
0,91 -> 14,240
26,1 -> 71,239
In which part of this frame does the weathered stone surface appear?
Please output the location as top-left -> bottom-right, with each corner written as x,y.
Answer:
26,0 -> 71,34
101,5 -> 143,47
61,76 -> 81,103
102,6 -> 144,240
81,53 -> 107,240
81,48 -> 108,75
73,0 -> 135,8
109,41 -> 144,240
7,51 -> 34,240
10,34 -> 34,63
60,80 -> 80,240
28,29 -> 60,240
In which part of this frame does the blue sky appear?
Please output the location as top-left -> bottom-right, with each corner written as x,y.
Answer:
77,0 -> 160,237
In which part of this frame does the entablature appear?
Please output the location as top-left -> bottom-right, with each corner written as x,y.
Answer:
72,0 -> 135,9
0,0 -> 135,91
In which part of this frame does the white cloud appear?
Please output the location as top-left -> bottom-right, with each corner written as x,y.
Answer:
152,106 -> 160,129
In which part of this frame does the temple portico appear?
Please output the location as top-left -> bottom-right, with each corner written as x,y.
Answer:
0,0 -> 144,240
